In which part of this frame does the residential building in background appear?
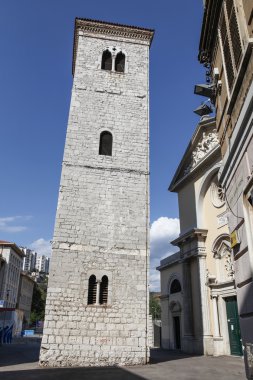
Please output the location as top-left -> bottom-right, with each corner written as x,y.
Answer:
40,18 -> 154,367
0,242 -> 34,336
0,240 -> 24,308
197,1 -> 253,378
36,255 -> 50,274
158,117 -> 242,357
21,248 -> 37,273
16,272 -> 34,324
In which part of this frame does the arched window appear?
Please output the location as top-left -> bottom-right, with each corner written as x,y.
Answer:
115,52 -> 125,73
99,131 -> 113,156
99,275 -> 108,305
87,275 -> 97,305
170,279 -> 181,294
101,50 -> 112,71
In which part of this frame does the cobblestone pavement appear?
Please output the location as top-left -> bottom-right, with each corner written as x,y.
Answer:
0,341 -> 246,380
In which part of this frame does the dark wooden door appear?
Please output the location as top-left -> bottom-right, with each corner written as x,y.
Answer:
173,316 -> 181,349
225,297 -> 243,356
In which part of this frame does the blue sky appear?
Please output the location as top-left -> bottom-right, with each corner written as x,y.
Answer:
0,1 -> 205,288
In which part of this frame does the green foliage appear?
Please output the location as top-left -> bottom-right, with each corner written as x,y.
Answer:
149,293 -> 161,320
30,276 -> 48,324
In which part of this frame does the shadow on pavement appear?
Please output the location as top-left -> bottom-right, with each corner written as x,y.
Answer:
0,367 -> 147,380
0,342 -> 40,366
150,348 -> 199,363
0,343 -> 200,367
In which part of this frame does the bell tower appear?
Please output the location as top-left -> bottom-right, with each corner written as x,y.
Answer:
40,18 -> 154,367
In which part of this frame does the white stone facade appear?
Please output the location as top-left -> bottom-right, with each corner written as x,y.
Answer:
40,19 -> 153,367
36,255 -> 50,274
0,242 -> 24,309
158,118 -> 242,357
17,272 -> 34,323
22,248 -> 37,272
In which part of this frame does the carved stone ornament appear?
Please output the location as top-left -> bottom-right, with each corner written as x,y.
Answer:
184,130 -> 219,175
169,300 -> 182,313
210,181 -> 225,208
225,253 -> 235,279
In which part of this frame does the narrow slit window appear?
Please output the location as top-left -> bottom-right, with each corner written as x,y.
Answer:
87,275 -> 97,305
99,131 -> 113,156
115,52 -> 125,73
101,50 -> 112,71
99,275 -> 108,305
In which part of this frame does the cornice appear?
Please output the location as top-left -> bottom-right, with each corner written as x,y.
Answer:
171,228 -> 208,247
72,18 -> 154,76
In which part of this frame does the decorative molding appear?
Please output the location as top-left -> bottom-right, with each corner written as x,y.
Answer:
76,18 -> 154,42
184,129 -> 219,175
206,269 -> 217,285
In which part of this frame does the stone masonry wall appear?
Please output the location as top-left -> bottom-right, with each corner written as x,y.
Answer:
40,28 -> 151,366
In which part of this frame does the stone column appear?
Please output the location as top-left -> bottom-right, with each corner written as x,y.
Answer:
197,255 -> 211,337
182,260 -> 194,336
95,280 -> 101,305
211,295 -> 220,337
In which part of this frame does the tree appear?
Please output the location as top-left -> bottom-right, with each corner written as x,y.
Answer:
149,293 -> 161,320
30,276 -> 47,324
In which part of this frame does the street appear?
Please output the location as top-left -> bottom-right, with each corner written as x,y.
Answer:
0,340 -> 246,379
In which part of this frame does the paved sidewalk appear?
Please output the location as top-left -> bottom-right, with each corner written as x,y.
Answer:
0,342 -> 246,380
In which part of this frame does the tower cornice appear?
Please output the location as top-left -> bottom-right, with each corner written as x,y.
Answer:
72,17 -> 154,75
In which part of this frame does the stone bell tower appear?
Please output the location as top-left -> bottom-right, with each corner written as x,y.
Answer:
40,18 -> 154,367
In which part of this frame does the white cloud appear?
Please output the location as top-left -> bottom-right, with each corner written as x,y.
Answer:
29,238 -> 52,257
150,217 -> 180,291
0,215 -> 32,233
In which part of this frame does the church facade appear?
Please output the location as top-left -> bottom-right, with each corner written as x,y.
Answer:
158,117 -> 242,357
40,18 -> 154,367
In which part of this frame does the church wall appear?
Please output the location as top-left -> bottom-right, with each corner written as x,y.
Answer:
202,183 -> 229,274
178,183 -> 197,234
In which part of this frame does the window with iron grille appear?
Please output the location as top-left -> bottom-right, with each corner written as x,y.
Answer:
101,50 -> 112,71
219,0 -> 243,91
99,275 -> 108,305
87,275 -> 97,305
99,131 -> 113,156
115,52 -> 125,73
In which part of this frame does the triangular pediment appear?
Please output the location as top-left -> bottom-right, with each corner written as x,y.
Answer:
169,117 -> 220,191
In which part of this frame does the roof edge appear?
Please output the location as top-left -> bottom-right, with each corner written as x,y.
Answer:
0,241 -> 25,257
168,117 -> 217,192
198,0 -> 223,62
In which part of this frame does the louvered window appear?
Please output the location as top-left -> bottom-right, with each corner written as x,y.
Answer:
115,52 -> 125,73
87,275 -> 97,305
101,50 -> 112,71
219,0 -> 243,91
226,0 -> 234,17
229,6 -> 242,68
99,275 -> 108,305
99,131 -> 113,156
